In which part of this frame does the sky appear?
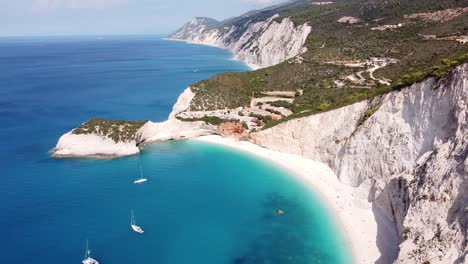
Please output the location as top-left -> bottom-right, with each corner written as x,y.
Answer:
0,0 -> 288,36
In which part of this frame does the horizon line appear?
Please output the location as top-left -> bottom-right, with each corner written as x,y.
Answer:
0,33 -> 171,38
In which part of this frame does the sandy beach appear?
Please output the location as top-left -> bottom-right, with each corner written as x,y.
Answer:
194,135 -> 386,264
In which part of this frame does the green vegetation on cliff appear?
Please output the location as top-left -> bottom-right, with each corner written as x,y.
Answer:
72,118 -> 148,143
187,0 -> 468,128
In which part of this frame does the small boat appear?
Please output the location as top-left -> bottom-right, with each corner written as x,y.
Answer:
134,178 -> 147,184
82,240 -> 99,264
134,164 -> 147,184
131,210 -> 144,234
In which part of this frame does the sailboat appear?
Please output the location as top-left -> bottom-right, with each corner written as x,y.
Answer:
134,164 -> 147,184
82,240 -> 99,264
131,210 -> 144,234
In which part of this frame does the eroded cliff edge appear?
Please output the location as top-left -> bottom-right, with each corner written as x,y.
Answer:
51,89 -> 217,159
252,64 -> 468,264
167,14 -> 311,69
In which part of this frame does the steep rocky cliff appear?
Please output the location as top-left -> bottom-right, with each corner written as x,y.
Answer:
252,64 -> 468,264
168,14 -> 311,69
51,119 -> 148,158
51,88 -> 217,158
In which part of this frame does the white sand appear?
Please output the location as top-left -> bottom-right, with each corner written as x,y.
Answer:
194,135 -> 382,264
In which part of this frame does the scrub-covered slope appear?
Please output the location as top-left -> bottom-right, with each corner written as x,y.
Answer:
170,0 -> 468,130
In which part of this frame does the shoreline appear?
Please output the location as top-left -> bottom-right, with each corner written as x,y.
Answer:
193,135 -> 384,264
163,37 -> 259,70
51,36 -> 392,262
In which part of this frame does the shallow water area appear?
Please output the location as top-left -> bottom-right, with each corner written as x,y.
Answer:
0,35 -> 350,263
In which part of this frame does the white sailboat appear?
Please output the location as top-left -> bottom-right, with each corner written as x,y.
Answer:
134,164 -> 147,184
82,240 -> 99,264
131,210 -> 144,234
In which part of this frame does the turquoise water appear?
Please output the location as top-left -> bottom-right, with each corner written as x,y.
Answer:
0,35 -> 350,263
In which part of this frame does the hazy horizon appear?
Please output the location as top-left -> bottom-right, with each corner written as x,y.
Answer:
1,0 -> 288,37
0,33 -> 171,38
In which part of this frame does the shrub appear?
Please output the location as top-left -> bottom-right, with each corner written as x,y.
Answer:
177,116 -> 239,126
72,118 -> 148,143
393,53 -> 468,90
265,108 -> 283,116
358,106 -> 380,126
392,71 -> 429,90
270,100 -> 293,109
249,113 -> 273,123
318,103 -> 331,111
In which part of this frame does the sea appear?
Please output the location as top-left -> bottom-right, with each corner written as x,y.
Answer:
0,35 -> 350,263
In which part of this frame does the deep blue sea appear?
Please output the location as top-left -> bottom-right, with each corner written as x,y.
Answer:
0,35 -> 350,263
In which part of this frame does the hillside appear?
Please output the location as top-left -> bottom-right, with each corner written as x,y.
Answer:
252,63 -> 468,264
169,0 -> 468,130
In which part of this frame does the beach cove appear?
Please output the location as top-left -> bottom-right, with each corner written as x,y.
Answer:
0,35 -> 352,263
195,135 -> 391,264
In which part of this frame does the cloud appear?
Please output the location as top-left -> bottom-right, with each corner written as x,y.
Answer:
32,0 -> 128,11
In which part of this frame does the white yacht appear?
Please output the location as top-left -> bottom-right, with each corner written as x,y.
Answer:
131,210 -> 144,234
82,240 -> 99,264
134,165 -> 147,184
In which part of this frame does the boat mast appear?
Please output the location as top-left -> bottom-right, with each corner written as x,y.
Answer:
85,239 -> 89,259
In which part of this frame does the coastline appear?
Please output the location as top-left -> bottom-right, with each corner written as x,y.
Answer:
51,132 -> 141,159
193,135 -> 384,264
163,37 -> 259,70
45,34 -> 415,263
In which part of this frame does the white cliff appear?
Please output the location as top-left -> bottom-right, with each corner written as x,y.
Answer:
51,132 -> 141,158
168,87 -> 195,119
52,87 -> 217,158
137,87 -> 217,144
168,15 -> 312,69
252,64 -> 468,264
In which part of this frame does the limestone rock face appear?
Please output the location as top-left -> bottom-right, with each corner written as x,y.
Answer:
51,132 -> 140,158
251,101 -> 369,171
52,87 -> 218,158
137,119 -> 215,144
168,15 -> 311,69
252,64 -> 468,264
169,87 -> 195,119
137,87 -> 217,144
51,119 -> 148,158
